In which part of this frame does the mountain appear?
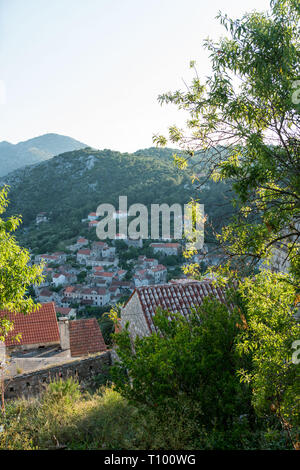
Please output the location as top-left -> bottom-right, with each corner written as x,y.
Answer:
0,133 -> 88,176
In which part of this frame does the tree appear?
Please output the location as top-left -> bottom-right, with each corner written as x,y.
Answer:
0,186 -> 43,340
154,0 -> 300,279
111,298 -> 253,430
235,271 -> 299,449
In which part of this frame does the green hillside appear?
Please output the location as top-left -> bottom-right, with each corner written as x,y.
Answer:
1,146 -> 232,253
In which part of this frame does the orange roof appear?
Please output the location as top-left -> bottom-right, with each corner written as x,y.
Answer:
77,249 -> 90,255
1,302 -> 60,347
69,318 -> 107,357
150,243 -> 180,248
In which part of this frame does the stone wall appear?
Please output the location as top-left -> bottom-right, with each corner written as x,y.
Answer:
4,351 -> 111,400
121,292 -> 150,339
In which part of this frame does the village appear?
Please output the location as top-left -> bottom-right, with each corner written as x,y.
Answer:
32,210 -> 221,318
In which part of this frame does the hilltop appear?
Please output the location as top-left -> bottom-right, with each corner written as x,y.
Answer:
0,133 -> 88,176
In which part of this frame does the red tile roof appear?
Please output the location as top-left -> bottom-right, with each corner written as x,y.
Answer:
1,302 -> 60,347
128,281 -> 228,333
77,249 -> 90,255
56,307 -> 72,316
69,318 -> 107,357
151,243 -> 181,249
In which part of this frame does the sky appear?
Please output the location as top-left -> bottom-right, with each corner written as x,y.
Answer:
0,0 -> 271,152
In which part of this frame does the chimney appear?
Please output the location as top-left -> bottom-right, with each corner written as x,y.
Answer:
0,341 -> 6,365
58,317 -> 70,351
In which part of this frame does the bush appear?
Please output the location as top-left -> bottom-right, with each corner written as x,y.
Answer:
111,297 -> 253,429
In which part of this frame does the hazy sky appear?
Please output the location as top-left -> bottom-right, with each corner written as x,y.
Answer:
0,0 -> 271,152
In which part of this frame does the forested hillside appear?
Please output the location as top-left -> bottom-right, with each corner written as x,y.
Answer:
1,147 -> 232,253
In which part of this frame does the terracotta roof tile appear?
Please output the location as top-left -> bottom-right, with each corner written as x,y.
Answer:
131,281 -> 228,333
69,318 -> 107,357
1,302 -> 60,347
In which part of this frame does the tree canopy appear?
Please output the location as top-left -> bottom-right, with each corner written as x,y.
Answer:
0,186 -> 43,341
154,0 -> 300,280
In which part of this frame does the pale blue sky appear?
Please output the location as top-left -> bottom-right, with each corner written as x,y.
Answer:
0,0 -> 271,152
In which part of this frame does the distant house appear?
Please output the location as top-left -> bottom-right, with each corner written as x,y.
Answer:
121,280 -> 228,339
77,249 -> 91,264
150,242 -> 181,256
94,271 -> 115,285
124,237 -> 143,248
37,254 -> 60,264
39,288 -> 54,303
151,264 -> 167,284
91,241 -> 108,257
52,273 -> 66,287
67,237 -> 89,252
55,306 -> 77,320
63,285 -> 110,306
88,212 -> 98,221
133,270 -> 151,288
88,220 -> 99,229
138,256 -> 158,269
36,212 -> 48,225
77,237 -> 89,247
52,252 -> 67,263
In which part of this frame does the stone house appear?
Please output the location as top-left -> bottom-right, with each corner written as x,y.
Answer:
150,242 -> 181,256
121,280 -> 227,339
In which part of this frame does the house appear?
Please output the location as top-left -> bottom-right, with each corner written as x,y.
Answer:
124,237 -> 143,248
116,269 -> 127,280
36,212 -> 48,224
55,306 -> 77,320
39,288 -> 54,303
91,241 -> 108,257
63,286 -> 110,306
0,302 -> 60,351
52,252 -> 67,263
133,270 -> 151,287
52,273 -> 66,287
37,254 -> 60,264
77,237 -> 89,247
121,280 -> 228,339
150,242 -> 181,256
151,264 -> 167,284
58,317 -> 107,357
0,303 -> 106,359
67,237 -> 89,252
94,271 -> 115,285
88,212 -> 98,221
77,249 -> 91,264
88,220 -> 99,229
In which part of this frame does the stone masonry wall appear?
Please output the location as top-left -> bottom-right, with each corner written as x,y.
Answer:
121,293 -> 150,339
4,351 -> 111,400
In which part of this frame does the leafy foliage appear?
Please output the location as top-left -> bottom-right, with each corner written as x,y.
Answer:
0,186 -> 43,340
112,298 -> 252,429
236,271 -> 300,448
155,0 -> 300,278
